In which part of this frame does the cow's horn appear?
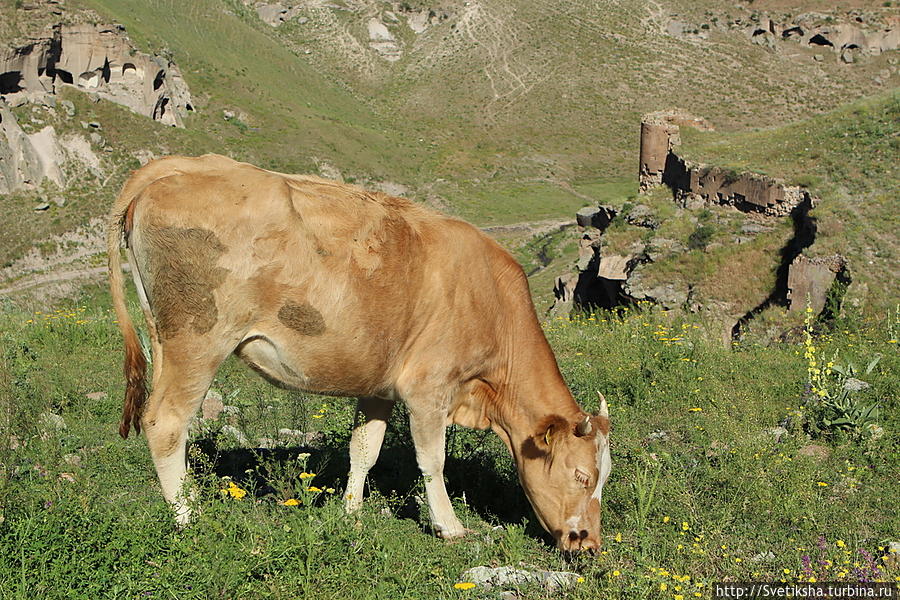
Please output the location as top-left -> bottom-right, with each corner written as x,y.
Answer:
596,391 -> 609,418
575,415 -> 592,437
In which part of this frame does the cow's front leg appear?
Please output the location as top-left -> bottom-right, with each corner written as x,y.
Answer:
407,407 -> 467,539
345,396 -> 394,512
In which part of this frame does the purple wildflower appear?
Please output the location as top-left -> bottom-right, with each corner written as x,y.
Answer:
801,554 -> 813,577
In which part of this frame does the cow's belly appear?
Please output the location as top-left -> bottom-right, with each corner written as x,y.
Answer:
234,332 -> 390,398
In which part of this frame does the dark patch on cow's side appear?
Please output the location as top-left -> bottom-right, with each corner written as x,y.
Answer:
278,301 -> 326,336
144,225 -> 228,339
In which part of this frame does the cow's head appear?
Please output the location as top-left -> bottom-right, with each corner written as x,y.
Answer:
518,393 -> 611,553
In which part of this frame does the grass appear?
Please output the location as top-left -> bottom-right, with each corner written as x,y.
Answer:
1,285 -> 897,598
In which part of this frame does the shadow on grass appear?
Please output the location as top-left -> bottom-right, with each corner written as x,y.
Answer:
192,423 -> 550,545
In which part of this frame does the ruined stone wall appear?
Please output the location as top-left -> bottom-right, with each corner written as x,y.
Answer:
639,114 -> 806,217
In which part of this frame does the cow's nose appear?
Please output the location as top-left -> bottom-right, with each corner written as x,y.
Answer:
562,530 -> 599,554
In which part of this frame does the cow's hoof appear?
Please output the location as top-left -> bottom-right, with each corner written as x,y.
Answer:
436,526 -> 473,540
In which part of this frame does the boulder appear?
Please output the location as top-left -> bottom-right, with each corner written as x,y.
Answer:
256,4 -> 288,27
576,205 -> 616,230
786,254 -> 848,314
202,389 -> 224,420
460,565 -> 581,593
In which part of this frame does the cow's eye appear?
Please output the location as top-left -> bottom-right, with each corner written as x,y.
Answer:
574,468 -> 590,487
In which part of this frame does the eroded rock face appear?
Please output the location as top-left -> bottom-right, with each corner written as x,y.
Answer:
0,24 -> 193,127
0,100 -> 65,193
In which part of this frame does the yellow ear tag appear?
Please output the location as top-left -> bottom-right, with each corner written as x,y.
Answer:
544,428 -> 552,446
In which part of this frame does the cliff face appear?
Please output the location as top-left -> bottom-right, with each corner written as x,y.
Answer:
0,22 -> 193,194
0,23 -> 192,127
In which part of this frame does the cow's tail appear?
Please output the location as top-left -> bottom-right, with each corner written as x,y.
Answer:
108,177 -> 147,439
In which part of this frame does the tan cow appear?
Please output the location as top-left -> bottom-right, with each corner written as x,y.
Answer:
108,154 -> 611,552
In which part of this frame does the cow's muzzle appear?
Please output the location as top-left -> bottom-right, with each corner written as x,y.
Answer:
560,529 -> 600,554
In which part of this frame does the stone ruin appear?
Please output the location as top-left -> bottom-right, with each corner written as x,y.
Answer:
639,111 -> 808,217
551,111 -> 849,325
0,23 -> 193,127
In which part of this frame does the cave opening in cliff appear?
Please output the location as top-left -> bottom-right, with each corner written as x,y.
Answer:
52,69 -> 73,85
101,59 -> 111,84
0,71 -> 24,94
808,34 -> 834,47
782,26 -> 804,38
153,70 -> 165,91
122,63 -> 138,79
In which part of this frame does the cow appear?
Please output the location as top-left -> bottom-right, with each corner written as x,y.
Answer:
107,154 -> 611,552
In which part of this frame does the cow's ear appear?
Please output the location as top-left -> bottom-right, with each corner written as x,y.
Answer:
535,415 -> 568,450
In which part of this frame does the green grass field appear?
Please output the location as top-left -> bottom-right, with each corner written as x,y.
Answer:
1,286 -> 896,598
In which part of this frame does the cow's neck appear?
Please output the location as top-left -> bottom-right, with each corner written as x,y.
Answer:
486,291 -> 582,458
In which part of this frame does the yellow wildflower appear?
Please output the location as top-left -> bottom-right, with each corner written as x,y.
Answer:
614,532 -> 622,543
299,472 -> 316,479
220,481 -> 247,499
308,486 -> 322,493
663,515 -> 670,523
283,498 -> 300,506
454,582 -> 476,590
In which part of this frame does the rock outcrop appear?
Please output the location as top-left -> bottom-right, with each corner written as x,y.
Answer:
663,8 -> 900,63
0,100 -> 64,193
0,24 -> 193,127
740,12 -> 900,61
787,254 -> 849,314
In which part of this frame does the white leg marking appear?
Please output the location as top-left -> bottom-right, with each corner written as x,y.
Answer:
344,397 -> 393,512
408,410 -> 466,539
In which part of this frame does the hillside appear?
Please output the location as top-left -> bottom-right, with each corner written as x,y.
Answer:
0,0 -> 897,307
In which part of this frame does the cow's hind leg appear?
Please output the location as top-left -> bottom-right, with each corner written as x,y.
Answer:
142,353 -> 219,525
345,397 -> 394,512
407,406 -> 467,539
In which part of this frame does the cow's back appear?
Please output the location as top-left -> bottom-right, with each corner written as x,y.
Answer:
126,154 -> 508,397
